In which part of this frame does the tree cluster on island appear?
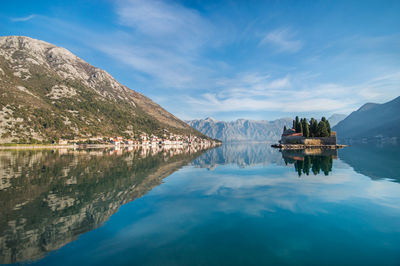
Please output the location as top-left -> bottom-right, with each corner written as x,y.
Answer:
283,116 -> 332,138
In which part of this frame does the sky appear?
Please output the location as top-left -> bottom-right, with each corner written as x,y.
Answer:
1,0 -> 400,121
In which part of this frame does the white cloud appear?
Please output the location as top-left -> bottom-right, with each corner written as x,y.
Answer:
11,14 -> 36,22
93,0 -> 217,88
115,0 -> 213,51
187,94 -> 351,113
26,9 -> 215,89
356,72 -> 400,101
14,5 -> 398,120
96,43 -> 202,88
260,28 -> 303,53
185,71 -> 400,115
91,159 -> 400,258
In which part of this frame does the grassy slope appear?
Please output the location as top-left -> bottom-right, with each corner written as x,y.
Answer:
0,41 -> 205,143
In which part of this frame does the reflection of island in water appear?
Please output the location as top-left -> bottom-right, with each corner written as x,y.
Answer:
0,146 -> 209,264
281,149 -> 337,176
339,143 -> 400,182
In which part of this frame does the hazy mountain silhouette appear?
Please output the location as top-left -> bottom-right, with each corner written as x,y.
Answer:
333,96 -> 400,140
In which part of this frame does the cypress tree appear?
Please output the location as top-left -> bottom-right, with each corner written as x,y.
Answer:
317,121 -> 329,137
310,118 -> 318,137
316,121 -> 321,137
326,120 -> 331,135
295,116 -> 300,133
303,119 -> 310,138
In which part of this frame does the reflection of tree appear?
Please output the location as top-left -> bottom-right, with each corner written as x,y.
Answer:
282,150 -> 335,177
0,147 -> 209,264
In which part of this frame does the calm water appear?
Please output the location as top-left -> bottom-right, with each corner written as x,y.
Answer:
1,143 -> 400,265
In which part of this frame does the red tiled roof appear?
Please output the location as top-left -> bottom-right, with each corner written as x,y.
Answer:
282,132 -> 303,137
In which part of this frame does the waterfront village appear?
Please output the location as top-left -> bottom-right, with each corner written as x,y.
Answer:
57,130 -> 220,148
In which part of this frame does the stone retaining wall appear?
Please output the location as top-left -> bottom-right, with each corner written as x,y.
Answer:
281,136 -> 336,145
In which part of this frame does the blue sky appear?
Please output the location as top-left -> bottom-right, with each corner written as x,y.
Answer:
1,0 -> 400,121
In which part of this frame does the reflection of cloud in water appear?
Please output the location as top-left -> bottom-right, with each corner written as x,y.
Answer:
0,146 -> 209,264
94,146 -> 400,259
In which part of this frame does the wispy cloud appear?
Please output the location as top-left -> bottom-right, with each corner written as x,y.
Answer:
185,71 -> 400,115
260,28 -> 303,53
11,14 -> 36,22
90,160 -> 400,259
7,1 -> 398,120
96,42 -> 208,88
96,0 -> 217,88
356,72 -> 400,101
23,5 -> 216,89
115,0 -> 214,51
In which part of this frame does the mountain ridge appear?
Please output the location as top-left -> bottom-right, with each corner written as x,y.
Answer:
187,117 -> 292,142
328,113 -> 347,127
333,96 -> 400,140
0,36 -> 206,143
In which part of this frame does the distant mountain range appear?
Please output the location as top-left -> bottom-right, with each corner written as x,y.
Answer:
190,96 -> 400,142
333,96 -> 400,140
187,117 -> 292,142
328,114 -> 347,127
0,36 -> 205,143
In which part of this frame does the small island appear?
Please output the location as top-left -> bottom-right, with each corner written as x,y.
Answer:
272,116 -> 347,150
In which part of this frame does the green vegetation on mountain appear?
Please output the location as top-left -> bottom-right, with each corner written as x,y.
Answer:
0,36 -> 206,144
0,148 -> 207,263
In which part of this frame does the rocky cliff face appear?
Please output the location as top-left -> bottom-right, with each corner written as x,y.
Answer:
0,36 -> 203,143
187,117 -> 292,142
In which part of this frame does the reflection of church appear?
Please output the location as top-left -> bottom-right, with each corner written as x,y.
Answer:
281,149 -> 336,177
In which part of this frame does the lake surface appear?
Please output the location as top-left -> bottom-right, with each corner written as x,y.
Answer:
1,143 -> 400,265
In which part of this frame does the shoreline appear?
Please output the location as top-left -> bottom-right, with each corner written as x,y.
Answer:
0,144 -> 80,150
271,144 -> 348,150
0,143 -> 221,150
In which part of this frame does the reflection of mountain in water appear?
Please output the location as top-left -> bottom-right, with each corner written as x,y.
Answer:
0,146 -> 208,264
339,143 -> 400,182
281,149 -> 337,177
192,143 -> 284,169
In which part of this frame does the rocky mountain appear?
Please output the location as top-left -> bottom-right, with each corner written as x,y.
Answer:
0,36 -> 205,143
187,117 -> 292,142
333,96 -> 400,140
328,113 -> 347,127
